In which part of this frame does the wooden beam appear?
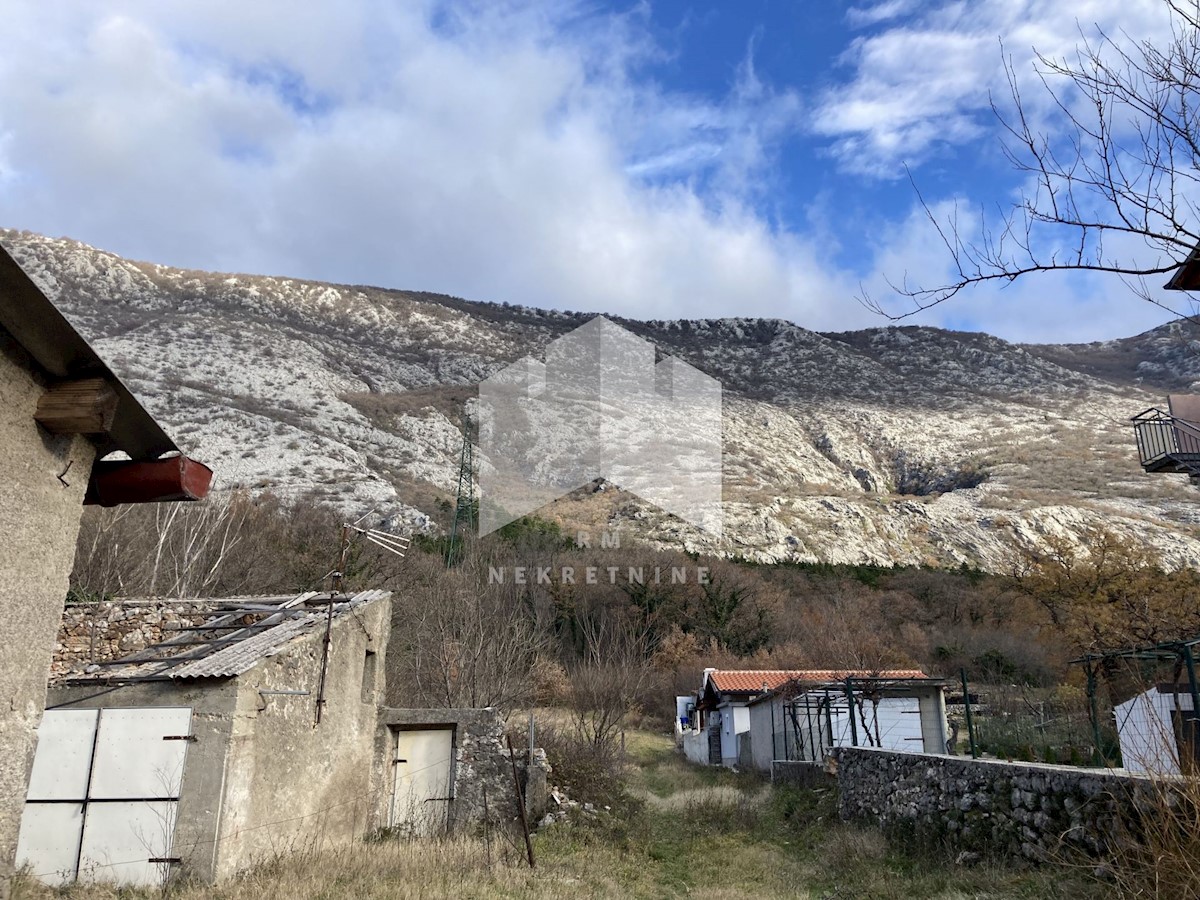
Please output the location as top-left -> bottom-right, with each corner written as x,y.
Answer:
34,377 -> 119,435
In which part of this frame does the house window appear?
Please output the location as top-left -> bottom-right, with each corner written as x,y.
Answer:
361,649 -> 377,704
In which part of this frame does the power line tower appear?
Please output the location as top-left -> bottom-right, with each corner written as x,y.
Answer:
446,422 -> 476,566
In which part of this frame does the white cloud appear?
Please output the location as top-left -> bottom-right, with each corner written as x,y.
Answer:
845,1 -> 919,29
0,0 -> 1182,344
0,0 -> 858,329
816,0 -> 1174,177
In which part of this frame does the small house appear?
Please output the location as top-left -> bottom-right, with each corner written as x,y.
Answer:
19,591 -> 391,886
679,668 -> 945,769
18,590 -> 541,887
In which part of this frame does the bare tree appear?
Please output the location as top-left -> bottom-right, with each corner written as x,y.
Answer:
387,542 -> 546,709
567,606 -> 658,754
865,0 -> 1200,320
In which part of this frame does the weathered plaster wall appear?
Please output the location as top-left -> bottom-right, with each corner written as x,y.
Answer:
835,747 -> 1144,861
216,597 -> 392,879
45,680 -> 240,884
681,730 -> 711,766
0,327 -> 96,885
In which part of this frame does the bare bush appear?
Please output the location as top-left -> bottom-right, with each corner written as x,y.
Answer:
386,540 -> 546,709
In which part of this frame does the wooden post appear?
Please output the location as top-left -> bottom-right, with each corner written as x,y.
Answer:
506,735 -> 535,868
34,377 -> 118,434
482,784 -> 492,868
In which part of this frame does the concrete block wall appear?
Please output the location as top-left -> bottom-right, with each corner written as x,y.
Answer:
834,747 -> 1144,861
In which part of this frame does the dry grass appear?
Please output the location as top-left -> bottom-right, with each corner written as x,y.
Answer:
12,731 -> 1103,900
1097,771 -> 1200,898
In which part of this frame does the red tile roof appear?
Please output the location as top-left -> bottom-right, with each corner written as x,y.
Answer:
707,669 -> 926,693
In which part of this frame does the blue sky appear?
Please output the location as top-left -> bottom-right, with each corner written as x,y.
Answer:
0,0 -> 1187,342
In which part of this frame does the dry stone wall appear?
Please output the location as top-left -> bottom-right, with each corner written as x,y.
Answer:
834,747 -> 1147,862
54,601 -> 216,678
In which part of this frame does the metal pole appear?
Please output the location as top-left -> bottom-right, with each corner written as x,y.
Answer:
845,677 -> 858,747
782,702 -> 789,761
316,525 -> 351,724
824,689 -> 834,750
1182,645 -> 1200,767
505,735 -> 535,868
804,695 -> 815,761
770,697 -> 777,761
960,668 -> 978,759
1085,658 -> 1106,766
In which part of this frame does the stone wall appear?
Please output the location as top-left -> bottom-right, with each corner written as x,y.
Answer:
54,601 -> 213,678
380,708 -> 551,832
834,747 -> 1154,861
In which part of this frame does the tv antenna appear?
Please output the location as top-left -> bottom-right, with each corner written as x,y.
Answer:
315,509 -> 410,724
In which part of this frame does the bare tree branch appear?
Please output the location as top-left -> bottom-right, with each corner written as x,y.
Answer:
863,2 -> 1200,323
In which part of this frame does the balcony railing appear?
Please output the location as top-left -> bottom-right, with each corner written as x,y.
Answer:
1132,407 -> 1200,470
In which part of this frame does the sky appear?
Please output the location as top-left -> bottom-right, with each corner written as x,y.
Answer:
0,0 -> 1190,342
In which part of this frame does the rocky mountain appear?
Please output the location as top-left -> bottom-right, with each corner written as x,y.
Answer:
7,227 -> 1200,571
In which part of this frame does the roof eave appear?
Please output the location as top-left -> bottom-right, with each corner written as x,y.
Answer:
0,242 -> 178,460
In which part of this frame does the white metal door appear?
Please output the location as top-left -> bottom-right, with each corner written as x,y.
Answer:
390,728 -> 454,836
16,707 -> 193,887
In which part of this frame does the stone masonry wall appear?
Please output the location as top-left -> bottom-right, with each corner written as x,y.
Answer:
53,601 -> 221,678
380,708 -> 551,833
834,747 -> 1147,862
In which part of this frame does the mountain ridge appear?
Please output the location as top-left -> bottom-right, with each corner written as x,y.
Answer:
5,227 -> 1200,572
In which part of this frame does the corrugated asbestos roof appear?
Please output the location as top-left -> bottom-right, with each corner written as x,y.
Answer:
708,669 -> 927,693
69,590 -> 390,683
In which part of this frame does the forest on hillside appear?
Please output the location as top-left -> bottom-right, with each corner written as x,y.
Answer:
67,490 -> 1200,768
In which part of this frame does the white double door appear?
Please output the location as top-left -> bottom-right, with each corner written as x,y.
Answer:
17,706 -> 192,887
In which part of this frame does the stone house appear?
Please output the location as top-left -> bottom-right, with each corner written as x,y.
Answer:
18,590 -> 542,887
0,243 -> 211,888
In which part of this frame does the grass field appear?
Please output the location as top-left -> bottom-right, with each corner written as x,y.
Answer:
11,731 -> 1104,899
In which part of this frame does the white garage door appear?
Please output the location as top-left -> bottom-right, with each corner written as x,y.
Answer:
390,728 -> 454,836
17,707 -> 193,887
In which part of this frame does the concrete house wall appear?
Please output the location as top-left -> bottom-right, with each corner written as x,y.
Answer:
217,597 -> 390,878
0,243 -> 207,891
0,329 -> 97,881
